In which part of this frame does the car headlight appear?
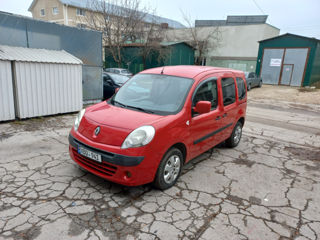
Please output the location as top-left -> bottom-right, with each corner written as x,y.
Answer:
121,125 -> 155,149
74,109 -> 86,131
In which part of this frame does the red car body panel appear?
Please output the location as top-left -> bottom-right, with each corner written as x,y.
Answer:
69,66 -> 247,186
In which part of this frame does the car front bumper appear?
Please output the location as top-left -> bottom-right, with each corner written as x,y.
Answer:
68,132 -> 160,186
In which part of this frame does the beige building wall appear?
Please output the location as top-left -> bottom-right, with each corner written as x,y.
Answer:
31,0 -> 64,24
30,0 -> 89,27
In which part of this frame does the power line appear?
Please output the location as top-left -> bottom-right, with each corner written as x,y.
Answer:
252,0 -> 266,15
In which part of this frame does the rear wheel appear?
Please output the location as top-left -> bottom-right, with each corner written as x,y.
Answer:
153,148 -> 183,190
225,121 -> 243,148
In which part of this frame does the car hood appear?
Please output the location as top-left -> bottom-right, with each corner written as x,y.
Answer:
77,101 -> 165,146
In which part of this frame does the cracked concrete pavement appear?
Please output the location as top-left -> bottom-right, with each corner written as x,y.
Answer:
0,94 -> 320,240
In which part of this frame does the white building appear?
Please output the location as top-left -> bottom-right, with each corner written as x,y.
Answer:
165,15 -> 280,72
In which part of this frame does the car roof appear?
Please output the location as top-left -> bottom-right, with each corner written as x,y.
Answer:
140,65 -> 244,79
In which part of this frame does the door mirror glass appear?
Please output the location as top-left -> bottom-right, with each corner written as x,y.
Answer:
193,101 -> 211,114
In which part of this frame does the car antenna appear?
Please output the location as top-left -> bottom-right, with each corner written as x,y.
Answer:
160,67 -> 164,74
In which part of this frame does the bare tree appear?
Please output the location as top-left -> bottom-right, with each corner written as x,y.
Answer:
82,0 -> 168,69
134,18 -> 168,68
83,0 -> 148,67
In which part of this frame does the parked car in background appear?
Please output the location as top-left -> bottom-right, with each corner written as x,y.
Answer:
104,68 -> 133,77
103,72 -> 129,100
245,72 -> 262,90
69,66 -> 247,190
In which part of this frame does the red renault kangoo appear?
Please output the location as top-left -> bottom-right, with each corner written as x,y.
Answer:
69,66 -> 247,189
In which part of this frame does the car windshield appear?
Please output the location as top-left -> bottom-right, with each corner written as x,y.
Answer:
111,74 -> 194,115
109,73 -> 129,85
121,69 -> 131,74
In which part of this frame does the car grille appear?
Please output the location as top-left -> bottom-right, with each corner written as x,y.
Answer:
72,149 -> 117,176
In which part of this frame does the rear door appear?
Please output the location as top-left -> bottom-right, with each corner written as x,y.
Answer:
218,73 -> 239,140
189,77 -> 224,158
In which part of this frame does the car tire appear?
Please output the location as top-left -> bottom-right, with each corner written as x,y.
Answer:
258,81 -> 262,88
225,121 -> 243,148
153,148 -> 183,190
247,84 -> 251,91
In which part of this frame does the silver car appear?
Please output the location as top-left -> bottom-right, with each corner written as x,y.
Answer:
104,68 -> 133,77
245,72 -> 263,91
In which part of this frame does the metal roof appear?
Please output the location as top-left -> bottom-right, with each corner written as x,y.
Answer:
259,33 -> 320,43
28,0 -> 185,29
195,15 -> 268,27
0,45 -> 83,64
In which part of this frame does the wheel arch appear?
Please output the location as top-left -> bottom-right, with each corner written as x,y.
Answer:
238,117 -> 245,127
169,142 -> 187,164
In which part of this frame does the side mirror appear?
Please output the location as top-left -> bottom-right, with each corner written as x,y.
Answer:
193,101 -> 211,114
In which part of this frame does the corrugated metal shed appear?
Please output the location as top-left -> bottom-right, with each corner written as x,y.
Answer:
0,45 -> 83,119
0,45 -> 82,64
0,60 -> 15,121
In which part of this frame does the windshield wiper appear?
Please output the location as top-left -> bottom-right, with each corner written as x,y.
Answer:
126,105 -> 155,114
113,100 -> 127,108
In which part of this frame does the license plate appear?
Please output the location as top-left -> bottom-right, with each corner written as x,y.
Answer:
78,146 -> 102,163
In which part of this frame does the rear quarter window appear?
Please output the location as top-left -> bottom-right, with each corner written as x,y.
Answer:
221,78 -> 236,106
236,77 -> 246,100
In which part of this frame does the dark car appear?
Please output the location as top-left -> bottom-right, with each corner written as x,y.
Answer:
245,72 -> 262,91
103,72 -> 129,100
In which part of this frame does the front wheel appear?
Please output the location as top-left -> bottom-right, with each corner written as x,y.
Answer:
225,122 -> 243,148
247,84 -> 251,91
258,81 -> 262,88
153,148 -> 183,190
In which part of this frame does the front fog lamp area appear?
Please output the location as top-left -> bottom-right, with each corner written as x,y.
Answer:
121,126 -> 155,149
74,109 -> 86,131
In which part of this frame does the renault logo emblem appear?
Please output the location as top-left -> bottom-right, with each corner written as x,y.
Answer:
94,126 -> 100,136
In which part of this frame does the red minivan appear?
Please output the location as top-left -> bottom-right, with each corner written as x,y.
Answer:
69,66 -> 247,189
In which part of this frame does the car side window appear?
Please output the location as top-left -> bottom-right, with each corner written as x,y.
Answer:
236,77 -> 246,100
248,72 -> 254,78
221,78 -> 236,106
193,80 -> 218,110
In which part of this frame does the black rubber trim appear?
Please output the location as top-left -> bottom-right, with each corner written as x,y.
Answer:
194,123 -> 233,145
69,134 -> 144,167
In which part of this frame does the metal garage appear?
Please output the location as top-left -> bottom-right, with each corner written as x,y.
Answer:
256,33 -> 320,87
0,45 -> 83,119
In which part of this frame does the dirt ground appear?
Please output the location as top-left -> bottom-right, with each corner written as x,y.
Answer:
247,84 -> 320,105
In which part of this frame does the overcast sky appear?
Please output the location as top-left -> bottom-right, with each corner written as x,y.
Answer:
1,0 -> 320,38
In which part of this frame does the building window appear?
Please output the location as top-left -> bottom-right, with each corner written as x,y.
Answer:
52,7 -> 59,15
76,8 -> 86,16
221,78 -> 236,106
40,9 -> 45,16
